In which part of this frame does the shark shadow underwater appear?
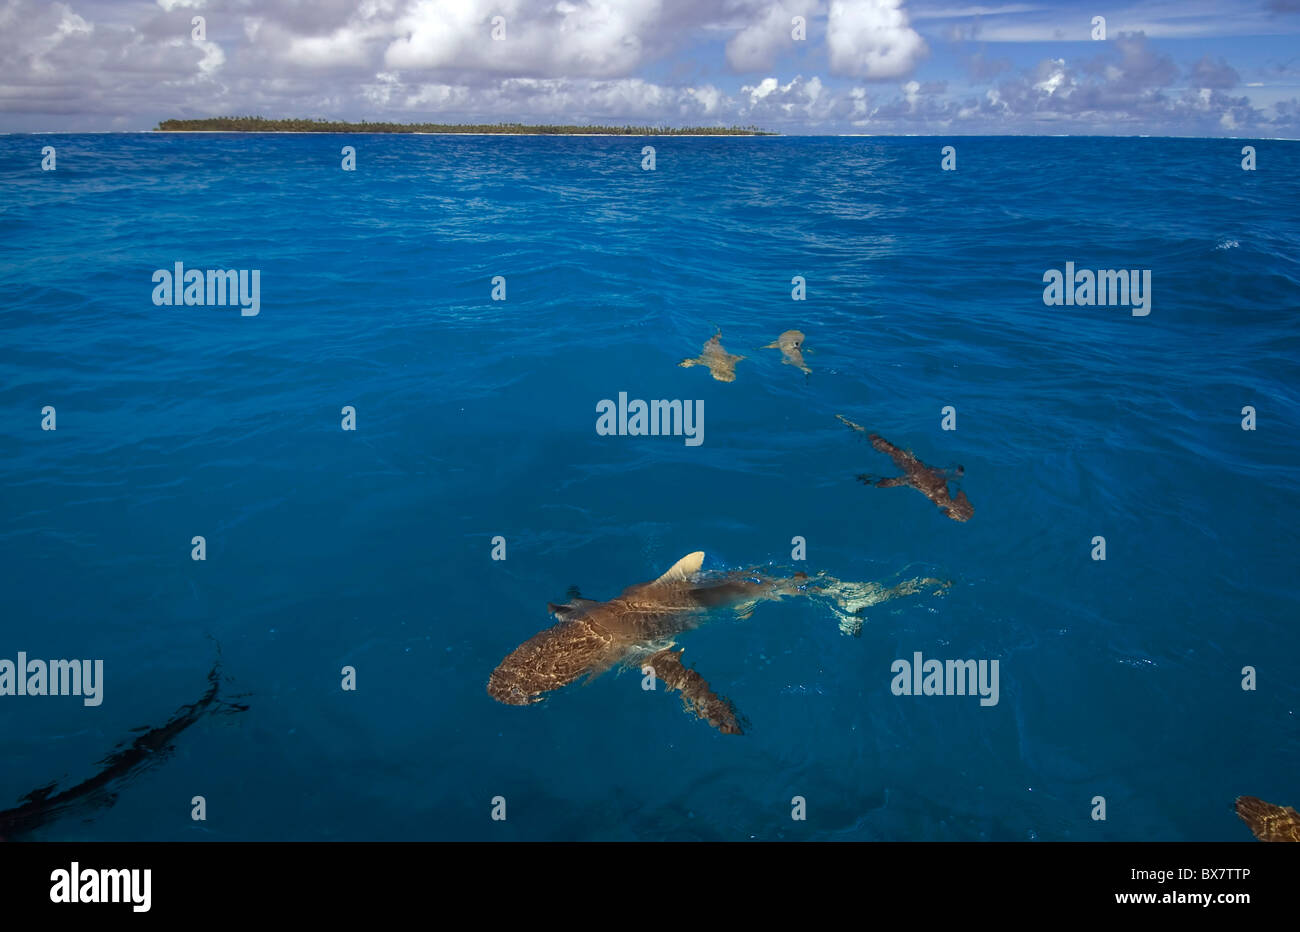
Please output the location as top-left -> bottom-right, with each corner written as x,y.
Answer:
487,551 -> 948,734
837,415 -> 974,522
0,657 -> 247,840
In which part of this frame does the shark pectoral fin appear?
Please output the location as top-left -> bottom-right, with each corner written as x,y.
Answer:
653,551 -> 705,586
1236,796 -> 1300,842
645,648 -> 744,735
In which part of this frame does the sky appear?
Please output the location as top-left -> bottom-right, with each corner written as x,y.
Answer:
2,0 -> 1299,135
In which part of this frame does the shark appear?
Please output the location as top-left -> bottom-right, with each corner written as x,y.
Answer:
1236,796 -> 1300,842
0,656 -> 246,841
837,415 -> 974,522
680,330 -> 745,382
487,551 -> 948,733
763,329 -> 811,375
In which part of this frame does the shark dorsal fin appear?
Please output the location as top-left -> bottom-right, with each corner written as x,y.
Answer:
653,551 -> 705,586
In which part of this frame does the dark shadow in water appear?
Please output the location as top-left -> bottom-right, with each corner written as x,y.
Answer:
0,650 -> 247,841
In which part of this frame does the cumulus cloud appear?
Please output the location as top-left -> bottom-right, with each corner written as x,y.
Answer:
382,0 -> 664,78
739,74 -> 844,123
826,0 -> 928,79
1189,54 -> 1239,89
726,2 -> 800,72
0,0 -> 1294,136
360,74 -> 731,124
0,0 -> 224,119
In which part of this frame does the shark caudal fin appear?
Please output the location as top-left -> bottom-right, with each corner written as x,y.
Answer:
836,413 -> 868,435
653,551 -> 705,586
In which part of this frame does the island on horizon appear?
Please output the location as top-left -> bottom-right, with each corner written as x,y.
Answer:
156,117 -> 776,136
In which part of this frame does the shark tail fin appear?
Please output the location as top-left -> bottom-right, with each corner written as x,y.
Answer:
653,551 -> 705,586
836,413 -> 868,434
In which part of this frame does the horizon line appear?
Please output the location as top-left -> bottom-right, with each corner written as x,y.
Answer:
4,131 -> 1298,141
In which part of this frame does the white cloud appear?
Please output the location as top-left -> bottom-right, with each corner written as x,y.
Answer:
826,0 -> 927,80
383,0 -> 661,77
285,29 -> 376,68
196,39 -> 225,74
746,76 -> 780,102
0,0 -> 1292,136
686,84 -> 724,114
726,2 -> 797,72
1033,58 -> 1066,95
739,74 -> 831,121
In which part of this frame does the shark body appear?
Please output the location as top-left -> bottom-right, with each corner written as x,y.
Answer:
487,551 -> 947,733
764,329 -> 811,375
680,331 -> 744,382
837,415 -> 974,522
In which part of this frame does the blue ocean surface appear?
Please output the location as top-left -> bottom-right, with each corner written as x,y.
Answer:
0,134 -> 1297,841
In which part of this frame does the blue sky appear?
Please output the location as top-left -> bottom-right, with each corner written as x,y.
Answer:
2,0 -> 1299,135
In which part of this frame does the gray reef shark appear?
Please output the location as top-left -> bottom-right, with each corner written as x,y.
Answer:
487,551 -> 948,733
763,329 -> 811,375
837,415 -> 974,522
1236,796 -> 1300,842
680,330 -> 745,382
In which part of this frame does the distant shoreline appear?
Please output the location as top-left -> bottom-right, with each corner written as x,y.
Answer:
155,118 -> 776,136
5,129 -> 1295,141
151,131 -> 775,137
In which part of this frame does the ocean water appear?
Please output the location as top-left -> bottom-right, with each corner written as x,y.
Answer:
1,134 -> 1297,841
